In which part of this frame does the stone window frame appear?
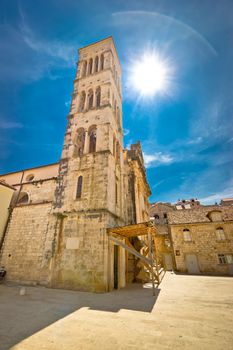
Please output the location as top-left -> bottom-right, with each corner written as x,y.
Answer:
76,176 -> 83,200
94,56 -> 99,73
215,227 -> 226,241
95,87 -> 101,107
73,127 -> 85,157
100,54 -> 104,70
88,125 -> 97,153
87,89 -> 94,110
88,58 -> 93,75
218,254 -> 233,265
183,228 -> 192,242
17,191 -> 30,205
78,91 -> 86,112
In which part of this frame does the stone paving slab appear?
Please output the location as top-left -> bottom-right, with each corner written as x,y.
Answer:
0,273 -> 233,350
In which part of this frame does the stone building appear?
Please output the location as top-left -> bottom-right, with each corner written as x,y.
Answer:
150,201 -> 233,275
168,205 -> 233,275
0,181 -> 15,245
0,37 -> 151,292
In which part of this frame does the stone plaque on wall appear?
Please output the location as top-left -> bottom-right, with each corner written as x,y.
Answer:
66,237 -> 79,250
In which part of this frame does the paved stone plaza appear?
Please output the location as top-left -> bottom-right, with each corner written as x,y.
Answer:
0,273 -> 232,350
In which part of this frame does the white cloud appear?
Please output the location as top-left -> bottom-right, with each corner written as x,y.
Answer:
0,121 -> 23,129
143,152 -> 174,167
152,180 -> 165,189
22,30 -> 76,66
199,187 -> 233,205
123,128 -> 130,136
187,136 -> 203,145
15,6 -> 77,77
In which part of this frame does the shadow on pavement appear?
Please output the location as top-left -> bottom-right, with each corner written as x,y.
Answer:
0,283 -> 160,350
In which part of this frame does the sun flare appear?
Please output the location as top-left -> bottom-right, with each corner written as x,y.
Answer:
129,51 -> 173,98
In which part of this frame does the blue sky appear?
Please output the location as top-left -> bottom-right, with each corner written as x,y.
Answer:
0,0 -> 232,204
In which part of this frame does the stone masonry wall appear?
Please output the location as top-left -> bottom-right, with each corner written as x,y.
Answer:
171,222 -> 233,275
50,211 -> 122,292
1,203 -> 57,284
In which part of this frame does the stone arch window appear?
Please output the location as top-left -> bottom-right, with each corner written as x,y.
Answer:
88,90 -> 94,109
89,125 -> 97,153
95,87 -> 101,107
74,127 -> 85,157
76,176 -> 83,199
216,227 -> 225,240
94,56 -> 99,73
88,58 -> 93,75
100,54 -> 104,70
183,228 -> 192,242
79,91 -> 86,112
17,192 -> 29,205
82,61 -> 87,77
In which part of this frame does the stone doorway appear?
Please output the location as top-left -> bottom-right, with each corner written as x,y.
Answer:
185,254 -> 200,274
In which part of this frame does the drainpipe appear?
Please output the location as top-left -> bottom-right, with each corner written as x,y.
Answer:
0,171 -> 24,260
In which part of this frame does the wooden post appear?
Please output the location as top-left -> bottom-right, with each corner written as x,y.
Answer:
153,237 -> 160,285
148,228 -> 156,296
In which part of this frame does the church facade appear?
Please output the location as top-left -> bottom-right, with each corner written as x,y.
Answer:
0,37 -> 151,292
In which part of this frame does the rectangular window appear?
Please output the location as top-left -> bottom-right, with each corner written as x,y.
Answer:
218,254 -> 233,264
216,228 -> 225,240
183,230 -> 192,242
226,254 -> 233,264
115,181 -> 118,205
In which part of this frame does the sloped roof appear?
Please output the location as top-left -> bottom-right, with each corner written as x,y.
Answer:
167,206 -> 233,224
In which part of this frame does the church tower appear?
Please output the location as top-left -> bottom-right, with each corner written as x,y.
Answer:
51,37 -> 126,292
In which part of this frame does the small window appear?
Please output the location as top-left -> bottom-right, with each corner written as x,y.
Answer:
88,58 -> 93,75
183,229 -> 192,242
76,176 -> 83,199
94,56 -> 99,73
74,128 -> 85,157
218,254 -> 233,264
88,90 -> 94,109
96,87 -> 101,107
154,214 -> 159,219
216,227 -> 225,241
26,174 -> 34,181
79,91 -> 86,112
163,213 -> 167,219
100,54 -> 104,70
82,61 -> 87,77
17,192 -> 29,205
89,126 -> 97,153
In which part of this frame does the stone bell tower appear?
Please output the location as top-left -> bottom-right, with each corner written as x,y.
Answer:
51,37 -> 125,292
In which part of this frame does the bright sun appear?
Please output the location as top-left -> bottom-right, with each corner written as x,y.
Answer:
130,51 -> 172,97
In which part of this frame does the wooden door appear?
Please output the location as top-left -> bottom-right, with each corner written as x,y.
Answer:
185,254 -> 200,274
